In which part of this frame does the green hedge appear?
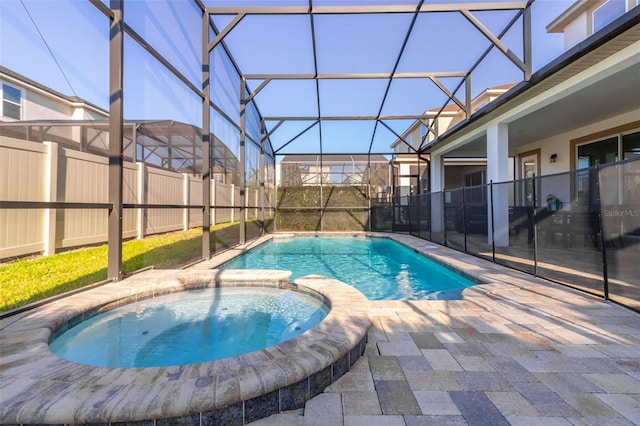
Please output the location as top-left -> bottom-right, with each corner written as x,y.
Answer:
276,186 -> 371,231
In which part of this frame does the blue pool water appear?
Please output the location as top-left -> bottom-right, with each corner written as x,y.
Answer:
222,237 -> 477,300
50,287 -> 328,367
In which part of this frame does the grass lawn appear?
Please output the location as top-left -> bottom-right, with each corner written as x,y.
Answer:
0,222 -> 243,312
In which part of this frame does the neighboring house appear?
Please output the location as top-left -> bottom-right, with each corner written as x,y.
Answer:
390,153 -> 429,200
547,0 -> 640,51
392,83 -> 516,154
0,65 -> 107,123
418,1 -> 639,245
0,65 -> 115,156
391,84 -> 516,196
279,154 -> 390,193
0,66 -> 228,177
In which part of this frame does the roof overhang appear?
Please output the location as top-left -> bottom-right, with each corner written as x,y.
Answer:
422,7 -> 640,158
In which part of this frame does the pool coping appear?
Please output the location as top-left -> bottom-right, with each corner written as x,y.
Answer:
0,269 -> 371,425
195,231 -> 550,309
199,231 -> 490,291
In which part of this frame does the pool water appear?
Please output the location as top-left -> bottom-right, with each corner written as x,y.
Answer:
222,237 -> 477,300
50,287 -> 328,368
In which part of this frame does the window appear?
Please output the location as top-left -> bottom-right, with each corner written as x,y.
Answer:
463,171 -> 486,203
576,136 -> 619,205
593,0 -> 626,33
623,131 -> 640,160
575,130 -> 640,207
577,130 -> 640,167
464,170 -> 486,187
577,136 -> 618,168
2,83 -> 22,120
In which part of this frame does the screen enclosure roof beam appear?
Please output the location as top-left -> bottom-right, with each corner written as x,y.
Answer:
205,3 -> 528,15
263,115 -> 438,121
243,72 -> 467,80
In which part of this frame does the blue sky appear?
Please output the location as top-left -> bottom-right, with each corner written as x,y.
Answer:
0,0 -> 573,155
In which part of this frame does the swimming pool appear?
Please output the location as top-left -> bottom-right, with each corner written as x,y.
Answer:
50,287 -> 328,368
222,236 -> 477,300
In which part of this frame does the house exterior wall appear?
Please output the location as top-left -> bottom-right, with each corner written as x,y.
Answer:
1,72 -> 107,123
23,89 -> 74,121
563,13 -> 589,50
444,164 -> 486,189
398,163 -> 413,191
409,127 -> 421,151
71,107 -> 106,121
550,0 -> 639,51
517,108 -> 640,175
516,108 -> 640,205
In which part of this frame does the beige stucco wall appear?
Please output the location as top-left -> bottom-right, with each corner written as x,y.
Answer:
564,12 -> 589,50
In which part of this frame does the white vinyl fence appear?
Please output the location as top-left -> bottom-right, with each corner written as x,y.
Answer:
0,137 -> 248,260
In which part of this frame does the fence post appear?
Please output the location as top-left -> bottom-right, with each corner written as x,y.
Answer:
136,162 -> 146,239
230,183 -> 235,223
43,141 -> 58,256
211,179 -> 216,226
490,181 -> 496,263
462,186 -> 467,253
407,196 -> 412,234
428,193 -> 432,241
367,183 -> 371,232
182,173 -> 189,231
416,191 -> 421,238
245,186 -> 249,221
442,191 -> 447,246
253,188 -> 257,221
532,173 -> 538,277
594,164 -> 609,299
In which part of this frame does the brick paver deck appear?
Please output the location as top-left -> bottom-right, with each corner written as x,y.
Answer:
249,233 -> 640,425
2,233 -> 639,425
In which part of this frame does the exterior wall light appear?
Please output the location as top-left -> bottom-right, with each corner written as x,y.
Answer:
549,153 -> 558,163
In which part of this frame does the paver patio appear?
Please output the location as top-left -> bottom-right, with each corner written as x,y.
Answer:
1,233 -> 639,425
248,234 -> 640,425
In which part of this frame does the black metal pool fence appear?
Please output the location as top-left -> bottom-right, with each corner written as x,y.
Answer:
388,157 -> 640,312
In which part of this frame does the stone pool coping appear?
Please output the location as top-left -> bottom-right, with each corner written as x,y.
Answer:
198,231 -> 491,291
0,269 -> 371,425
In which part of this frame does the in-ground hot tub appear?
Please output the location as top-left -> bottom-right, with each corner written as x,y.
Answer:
0,269 -> 371,425
50,286 -> 329,368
